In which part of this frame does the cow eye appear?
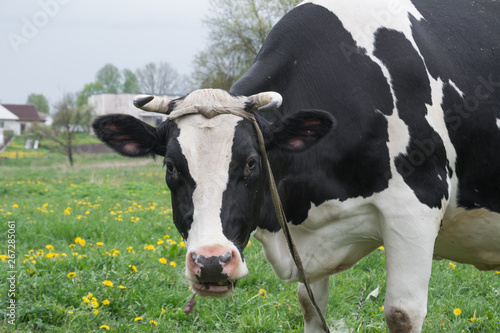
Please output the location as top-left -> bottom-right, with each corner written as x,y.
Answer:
246,156 -> 257,170
164,160 -> 176,175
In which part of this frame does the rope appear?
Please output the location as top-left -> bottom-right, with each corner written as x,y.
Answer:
169,105 -> 330,333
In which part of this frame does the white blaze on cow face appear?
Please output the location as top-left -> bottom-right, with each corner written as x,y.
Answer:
173,90 -> 250,291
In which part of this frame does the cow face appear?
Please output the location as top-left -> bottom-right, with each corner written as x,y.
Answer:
92,89 -> 334,297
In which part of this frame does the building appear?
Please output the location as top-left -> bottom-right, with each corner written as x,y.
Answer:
88,94 -> 176,126
1,104 -> 44,135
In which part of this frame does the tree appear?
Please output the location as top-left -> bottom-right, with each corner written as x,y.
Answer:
96,64 -> 122,93
28,93 -> 94,166
77,81 -> 105,107
122,69 -> 140,93
136,62 -> 188,95
27,93 -> 50,113
192,0 -> 300,90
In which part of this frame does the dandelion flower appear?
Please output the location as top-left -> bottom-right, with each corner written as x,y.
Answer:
169,261 -> 176,267
13,204 -> 19,208
102,299 -> 110,306
379,246 -> 385,251
157,239 -> 164,245
45,244 -> 54,251
127,246 -> 134,253
129,265 -> 137,273
67,272 -> 77,279
159,258 -> 167,264
96,242 -> 104,246
449,262 -> 456,269
259,288 -> 267,299
74,237 -> 86,246
149,320 -> 158,326
134,317 -> 143,322
379,306 -> 384,311
119,285 -> 127,289
100,325 -> 110,330
453,308 -> 462,316
102,280 -> 113,287
93,309 -> 99,315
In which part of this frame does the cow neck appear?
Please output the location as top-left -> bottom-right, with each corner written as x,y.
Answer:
169,105 -> 330,333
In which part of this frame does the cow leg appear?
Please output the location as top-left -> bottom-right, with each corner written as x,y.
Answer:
382,216 -> 440,333
297,276 -> 330,333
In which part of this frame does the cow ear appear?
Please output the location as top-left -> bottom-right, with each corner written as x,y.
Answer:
266,110 -> 335,152
92,114 -> 166,157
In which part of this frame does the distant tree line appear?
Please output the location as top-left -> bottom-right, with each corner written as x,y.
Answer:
76,62 -> 192,107
25,0 -> 299,166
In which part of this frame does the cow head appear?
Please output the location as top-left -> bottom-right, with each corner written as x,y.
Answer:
92,89 -> 334,297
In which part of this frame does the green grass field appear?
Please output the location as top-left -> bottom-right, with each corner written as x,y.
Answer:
0,147 -> 499,332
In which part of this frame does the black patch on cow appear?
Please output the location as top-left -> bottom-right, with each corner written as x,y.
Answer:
163,124 -> 196,240
409,0 -> 500,213
230,4 -> 394,229
373,29 -> 449,208
220,121 -> 265,254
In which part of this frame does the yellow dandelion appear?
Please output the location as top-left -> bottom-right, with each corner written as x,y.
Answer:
379,306 -> 385,311
379,246 -> 385,251
453,308 -> 462,316
67,272 -> 77,279
93,309 -> 99,315
179,241 -> 185,248
496,271 -> 500,274
68,311 -> 73,314
96,242 -> 104,246
102,299 -> 110,306
449,262 -> 456,269
127,246 -> 134,253
259,288 -> 267,299
134,317 -> 143,322
129,265 -> 137,273
74,237 -> 86,246
69,244 -> 76,248
13,204 -> 19,208
45,244 -> 54,251
0,254 -> 9,261
247,240 -> 251,247
100,325 -> 110,331
157,239 -> 164,245
149,320 -> 158,326
102,280 -> 113,287
119,285 -> 127,289
159,258 -> 167,264
169,261 -> 176,267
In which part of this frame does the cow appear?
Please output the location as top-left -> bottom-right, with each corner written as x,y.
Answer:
92,0 -> 500,332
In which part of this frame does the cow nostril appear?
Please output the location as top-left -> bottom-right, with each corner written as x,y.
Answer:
219,252 -> 232,264
191,252 -> 198,263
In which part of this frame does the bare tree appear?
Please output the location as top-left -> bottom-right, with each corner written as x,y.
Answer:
136,62 -> 189,95
28,94 -> 94,166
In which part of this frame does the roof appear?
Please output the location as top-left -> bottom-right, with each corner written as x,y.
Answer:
0,105 -> 20,120
1,104 -> 43,122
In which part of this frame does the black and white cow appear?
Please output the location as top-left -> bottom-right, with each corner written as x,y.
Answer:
92,0 -> 500,332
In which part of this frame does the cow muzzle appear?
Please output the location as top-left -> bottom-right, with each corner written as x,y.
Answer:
186,246 -> 248,297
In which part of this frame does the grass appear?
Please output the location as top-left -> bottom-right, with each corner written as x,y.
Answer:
0,150 -> 499,332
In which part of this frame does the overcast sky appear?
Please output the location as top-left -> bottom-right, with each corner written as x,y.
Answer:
0,0 -> 210,107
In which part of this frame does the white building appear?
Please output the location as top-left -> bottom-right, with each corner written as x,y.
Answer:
0,104 -> 20,143
88,94 -> 177,127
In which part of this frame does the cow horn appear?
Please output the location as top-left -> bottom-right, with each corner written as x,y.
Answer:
133,94 -> 172,114
248,91 -> 283,111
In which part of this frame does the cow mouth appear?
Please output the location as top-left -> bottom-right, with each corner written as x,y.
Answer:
191,280 -> 236,297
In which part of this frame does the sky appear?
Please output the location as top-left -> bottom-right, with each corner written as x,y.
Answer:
0,0 -> 210,107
